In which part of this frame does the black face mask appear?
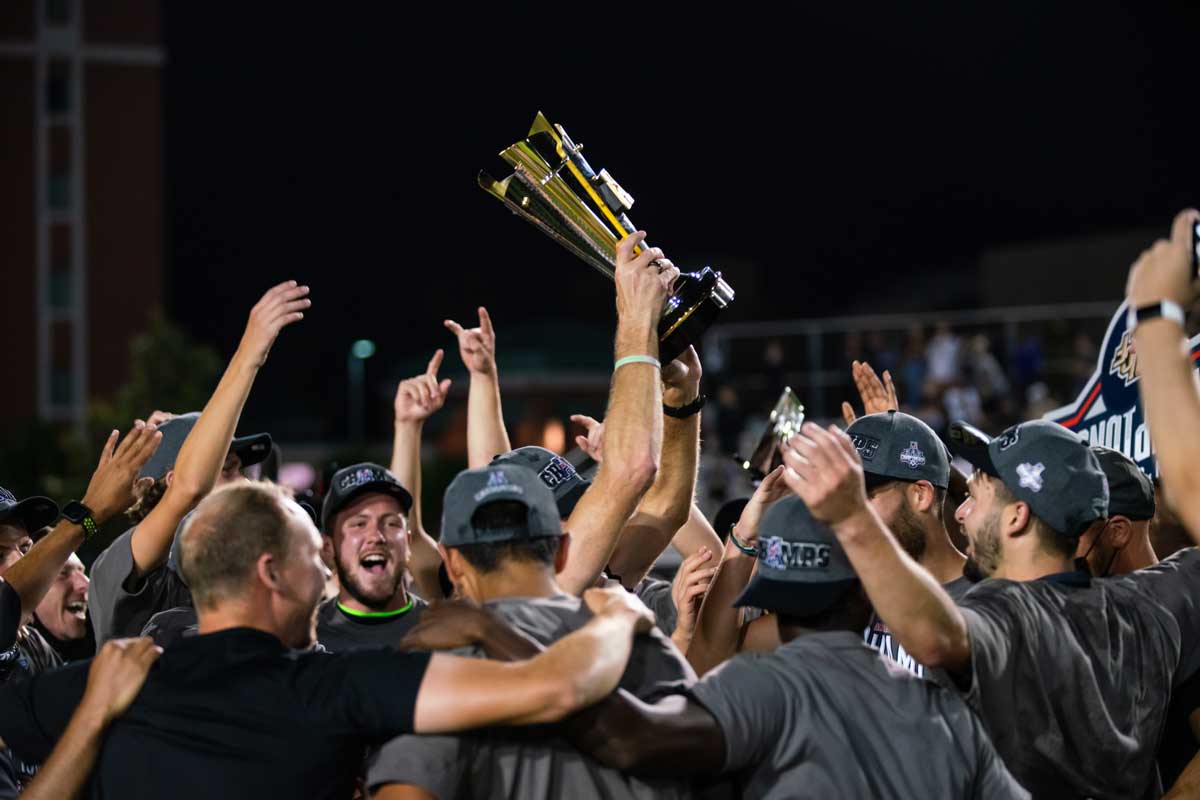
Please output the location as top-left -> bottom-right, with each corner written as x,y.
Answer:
1075,529 -> 1123,578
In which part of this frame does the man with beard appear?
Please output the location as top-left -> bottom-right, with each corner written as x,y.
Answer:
0,481 -> 657,800
778,418 -> 1181,798
315,463 -> 424,651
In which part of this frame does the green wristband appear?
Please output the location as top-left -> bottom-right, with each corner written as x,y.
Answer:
729,525 -> 758,557
614,355 -> 661,371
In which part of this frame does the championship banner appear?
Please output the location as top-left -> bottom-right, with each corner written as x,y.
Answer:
1044,300 -> 1200,478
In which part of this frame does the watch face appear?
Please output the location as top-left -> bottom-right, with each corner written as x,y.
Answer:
61,501 -> 88,523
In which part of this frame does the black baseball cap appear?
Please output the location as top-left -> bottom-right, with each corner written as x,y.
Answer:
734,496 -> 859,618
139,412 -> 273,481
491,446 -> 590,518
847,411 -> 950,490
441,464 -> 563,548
948,419 -> 1109,537
1090,446 -> 1155,521
0,487 -> 58,533
321,463 -> 413,534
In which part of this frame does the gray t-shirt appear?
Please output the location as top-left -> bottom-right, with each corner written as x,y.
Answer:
689,631 -> 1027,800
88,526 -> 192,646
634,576 -> 678,638
864,574 -> 974,680
1125,547 -> 1200,686
315,595 -> 426,653
957,573 -> 1179,799
366,594 -> 696,799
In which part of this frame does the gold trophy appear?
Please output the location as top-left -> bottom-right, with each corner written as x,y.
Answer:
479,112 -> 734,363
739,388 -> 806,480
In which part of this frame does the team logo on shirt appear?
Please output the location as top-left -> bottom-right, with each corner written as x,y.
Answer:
759,536 -> 832,571
538,456 -> 577,489
1017,462 -> 1045,493
849,432 -> 880,461
899,441 -> 926,469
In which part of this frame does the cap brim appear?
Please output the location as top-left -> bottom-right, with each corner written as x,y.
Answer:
0,496 -> 60,533
946,421 -> 1000,477
556,480 -> 590,518
231,433 -> 273,468
733,574 -> 859,618
321,481 -> 414,533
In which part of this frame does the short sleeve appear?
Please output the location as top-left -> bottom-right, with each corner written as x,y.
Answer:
688,653 -> 785,773
88,528 -> 192,645
0,582 -> 20,655
957,585 -> 1021,707
635,578 -> 678,638
1129,548 -> 1200,685
0,662 -> 89,765
366,734 -> 464,797
309,649 -> 431,736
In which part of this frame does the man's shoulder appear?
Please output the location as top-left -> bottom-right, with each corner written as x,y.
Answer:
486,594 -> 586,642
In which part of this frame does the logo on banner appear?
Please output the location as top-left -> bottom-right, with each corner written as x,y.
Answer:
1044,300 -> 1200,478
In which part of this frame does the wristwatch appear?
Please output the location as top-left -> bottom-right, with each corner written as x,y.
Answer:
1128,300 -> 1185,331
60,501 -> 98,539
664,393 -> 706,419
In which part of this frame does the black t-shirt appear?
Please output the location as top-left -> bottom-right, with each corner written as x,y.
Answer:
0,627 -> 431,800
315,596 -> 426,652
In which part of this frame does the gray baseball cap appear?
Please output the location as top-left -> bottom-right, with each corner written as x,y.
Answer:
1090,446 -> 1155,521
948,419 -> 1109,537
734,496 -> 859,618
847,411 -> 950,489
321,463 -> 413,534
491,446 -> 590,518
441,464 -> 563,548
138,412 -> 273,481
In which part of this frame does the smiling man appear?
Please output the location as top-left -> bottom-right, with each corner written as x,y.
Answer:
32,553 -> 91,661
316,463 -> 424,651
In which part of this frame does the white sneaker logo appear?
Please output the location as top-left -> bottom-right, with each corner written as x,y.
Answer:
1017,462 -> 1045,493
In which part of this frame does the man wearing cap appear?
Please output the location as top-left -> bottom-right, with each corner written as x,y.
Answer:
778,418 -> 1180,798
88,280 -> 308,645
527,495 -> 1027,798
0,478 -> 657,800
366,462 -> 697,800
1076,446 -> 1159,577
315,463 -> 425,651
847,410 -> 969,677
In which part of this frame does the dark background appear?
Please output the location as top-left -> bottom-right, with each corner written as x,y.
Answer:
163,2 -> 1200,439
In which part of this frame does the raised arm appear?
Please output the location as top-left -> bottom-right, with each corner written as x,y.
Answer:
17,638 -> 160,800
445,307 -> 511,469
607,346 -> 703,586
129,281 -> 309,574
687,466 -> 788,675
781,423 -> 970,673
411,586 -> 653,732
556,233 -> 676,594
390,349 -> 452,601
4,425 -> 161,626
1126,210 -> 1200,541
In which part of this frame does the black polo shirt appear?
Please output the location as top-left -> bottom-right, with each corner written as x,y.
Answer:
0,627 -> 431,800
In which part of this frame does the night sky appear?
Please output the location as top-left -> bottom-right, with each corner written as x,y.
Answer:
163,2 -> 1200,439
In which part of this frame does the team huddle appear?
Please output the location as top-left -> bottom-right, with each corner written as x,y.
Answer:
2,218 -> 1200,799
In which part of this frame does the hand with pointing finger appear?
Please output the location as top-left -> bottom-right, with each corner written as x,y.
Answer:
569,414 -> 605,462
445,307 -> 498,378
394,350 -> 452,425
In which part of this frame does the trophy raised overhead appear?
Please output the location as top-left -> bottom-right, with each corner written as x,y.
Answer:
479,112 -> 734,363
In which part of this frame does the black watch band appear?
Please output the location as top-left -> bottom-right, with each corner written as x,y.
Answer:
664,392 -> 706,419
60,501 -> 98,539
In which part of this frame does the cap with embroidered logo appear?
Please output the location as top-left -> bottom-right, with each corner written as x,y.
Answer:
441,464 -> 563,548
948,419 -> 1108,537
734,496 -> 859,618
491,446 -> 590,518
846,411 -> 950,490
321,463 -> 413,534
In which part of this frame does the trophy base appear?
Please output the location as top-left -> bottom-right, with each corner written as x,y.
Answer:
659,267 -> 734,363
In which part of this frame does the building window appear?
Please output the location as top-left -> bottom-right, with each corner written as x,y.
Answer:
45,0 -> 72,26
46,62 -> 70,114
48,172 -> 69,209
51,368 -> 73,406
49,264 -> 71,309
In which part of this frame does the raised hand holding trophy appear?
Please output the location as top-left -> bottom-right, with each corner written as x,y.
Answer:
479,112 -> 734,363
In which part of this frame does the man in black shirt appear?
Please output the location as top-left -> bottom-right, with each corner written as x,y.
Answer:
0,480 -> 654,800
315,463 -> 425,651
